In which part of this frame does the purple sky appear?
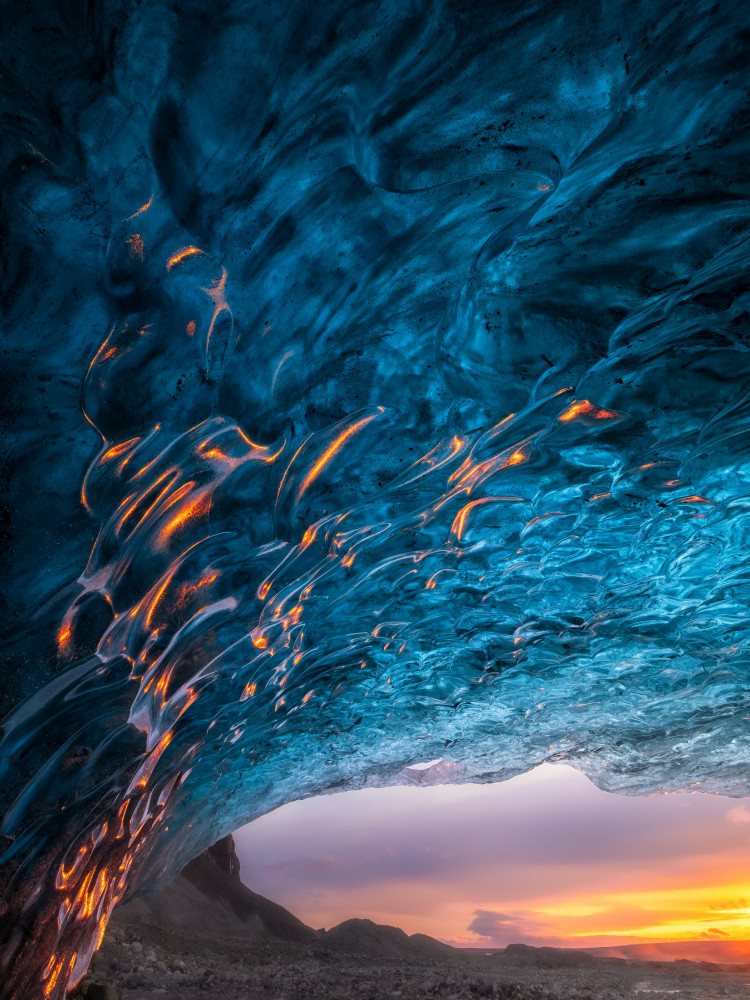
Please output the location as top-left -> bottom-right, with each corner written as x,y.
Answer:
233,764 -> 750,947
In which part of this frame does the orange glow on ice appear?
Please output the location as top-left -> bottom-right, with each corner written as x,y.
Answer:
558,399 -> 623,423
166,245 -> 205,270
57,621 -> 73,653
126,194 -> 153,220
295,409 -> 385,503
677,494 -> 715,504
158,488 -> 211,544
450,496 -> 518,541
241,682 -> 257,701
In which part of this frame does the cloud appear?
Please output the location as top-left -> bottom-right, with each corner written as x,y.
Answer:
467,909 -> 556,947
468,910 -> 518,938
701,928 -> 730,938
267,855 -> 350,878
726,806 -> 750,824
708,896 -> 748,910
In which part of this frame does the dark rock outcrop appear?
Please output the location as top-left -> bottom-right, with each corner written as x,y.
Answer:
203,833 -> 242,882
112,841 -> 317,943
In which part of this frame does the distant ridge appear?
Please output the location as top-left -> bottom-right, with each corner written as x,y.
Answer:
496,943 -> 602,968
585,939 -> 750,965
459,940 -> 750,969
322,917 -> 456,960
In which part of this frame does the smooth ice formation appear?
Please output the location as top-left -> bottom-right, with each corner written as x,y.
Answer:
2,1 -> 749,996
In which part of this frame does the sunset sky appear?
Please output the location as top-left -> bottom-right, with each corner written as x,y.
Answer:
234,764 -> 750,950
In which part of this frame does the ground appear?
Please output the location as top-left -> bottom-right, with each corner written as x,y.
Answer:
73,922 -> 750,1000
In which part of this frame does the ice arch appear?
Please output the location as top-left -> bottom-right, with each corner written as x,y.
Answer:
2,1 -> 749,997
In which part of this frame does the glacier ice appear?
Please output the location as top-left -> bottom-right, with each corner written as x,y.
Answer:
2,0 -> 749,996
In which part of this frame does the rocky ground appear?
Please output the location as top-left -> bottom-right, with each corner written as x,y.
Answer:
73,923 -> 750,1000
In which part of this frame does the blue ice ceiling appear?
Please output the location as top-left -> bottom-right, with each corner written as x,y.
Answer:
2,0 -> 749,996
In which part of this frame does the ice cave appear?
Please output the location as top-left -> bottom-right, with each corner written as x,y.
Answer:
2,0 -> 749,997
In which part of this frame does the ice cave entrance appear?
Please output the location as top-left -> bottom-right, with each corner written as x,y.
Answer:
232,763 -> 750,954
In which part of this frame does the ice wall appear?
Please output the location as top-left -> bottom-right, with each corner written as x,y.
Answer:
2,1 -> 749,996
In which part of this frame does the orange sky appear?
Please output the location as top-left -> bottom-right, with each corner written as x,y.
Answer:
234,764 -> 750,952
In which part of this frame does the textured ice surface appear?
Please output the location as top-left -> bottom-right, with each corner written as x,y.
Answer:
2,0 -> 750,996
